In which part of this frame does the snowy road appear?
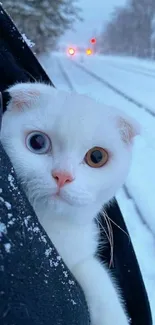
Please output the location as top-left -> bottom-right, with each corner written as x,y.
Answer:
40,52 -> 155,323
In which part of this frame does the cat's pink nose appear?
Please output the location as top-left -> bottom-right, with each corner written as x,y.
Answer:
52,171 -> 73,188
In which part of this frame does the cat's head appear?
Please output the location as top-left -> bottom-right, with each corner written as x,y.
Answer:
0,82 -> 140,224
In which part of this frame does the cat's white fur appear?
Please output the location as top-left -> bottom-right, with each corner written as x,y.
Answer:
0,82 -> 140,325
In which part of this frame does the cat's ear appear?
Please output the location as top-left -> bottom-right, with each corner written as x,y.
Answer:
117,115 -> 141,144
6,82 -> 41,110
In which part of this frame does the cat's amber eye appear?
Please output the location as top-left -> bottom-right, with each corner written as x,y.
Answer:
85,147 -> 108,168
26,131 -> 51,154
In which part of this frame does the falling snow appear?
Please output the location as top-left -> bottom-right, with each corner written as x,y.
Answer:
21,33 -> 35,48
24,215 -> 32,227
8,218 -> 16,226
0,197 -> 12,210
33,226 -> 40,233
53,261 -> 59,267
0,222 -> 7,236
8,174 -> 18,190
45,247 -> 53,257
4,243 -> 11,253
63,271 -> 68,278
71,299 -> 77,305
68,280 -> 75,286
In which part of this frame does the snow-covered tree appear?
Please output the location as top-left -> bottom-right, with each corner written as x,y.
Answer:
3,0 -> 81,54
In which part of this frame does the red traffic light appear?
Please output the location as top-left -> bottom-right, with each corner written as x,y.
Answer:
90,38 -> 96,44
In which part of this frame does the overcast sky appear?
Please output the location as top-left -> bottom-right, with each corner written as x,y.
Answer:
60,0 -> 126,46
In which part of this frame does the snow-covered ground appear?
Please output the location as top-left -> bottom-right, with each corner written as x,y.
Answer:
40,52 -> 155,323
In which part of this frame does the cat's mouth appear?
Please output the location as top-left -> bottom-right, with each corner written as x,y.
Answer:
51,190 -> 76,206
51,189 -> 92,207
51,191 -> 67,202
51,193 -> 75,208
52,190 -> 60,197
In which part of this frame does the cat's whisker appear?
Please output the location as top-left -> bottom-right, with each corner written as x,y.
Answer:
21,180 -> 51,209
104,213 -> 130,239
103,214 -> 114,268
99,209 -> 130,267
96,217 -> 114,268
97,218 -> 111,244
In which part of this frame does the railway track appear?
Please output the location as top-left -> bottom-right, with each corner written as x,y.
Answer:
101,61 -> 155,79
73,61 -> 155,117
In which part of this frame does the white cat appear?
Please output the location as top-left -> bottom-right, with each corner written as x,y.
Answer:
0,82 -> 140,325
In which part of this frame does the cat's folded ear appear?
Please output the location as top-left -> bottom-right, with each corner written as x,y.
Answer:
117,114 -> 141,145
6,82 -> 41,110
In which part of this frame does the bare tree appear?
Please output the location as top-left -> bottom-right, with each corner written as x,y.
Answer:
130,0 -> 155,57
101,6 -> 134,55
100,0 -> 155,58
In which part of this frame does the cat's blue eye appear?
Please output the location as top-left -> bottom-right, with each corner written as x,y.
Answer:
26,131 -> 51,154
